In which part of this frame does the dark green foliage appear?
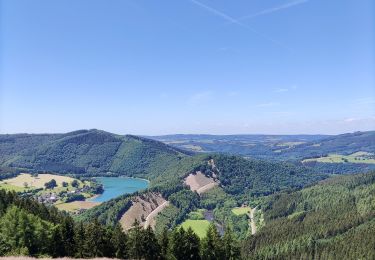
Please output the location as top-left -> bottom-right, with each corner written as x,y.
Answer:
0,134 -> 59,165
222,226 -> 241,260
0,166 -> 24,181
201,223 -> 224,260
70,179 -> 79,188
168,189 -> 200,224
44,179 -> 57,189
111,224 -> 128,259
76,193 -> 133,226
65,194 -> 85,203
170,227 -> 201,260
152,131 -> 375,161
212,154 -> 327,197
242,171 -> 375,259
127,220 -> 161,260
152,131 -> 375,174
1,130 -> 188,176
303,160 -> 375,174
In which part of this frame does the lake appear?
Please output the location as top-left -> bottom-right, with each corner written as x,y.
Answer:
90,177 -> 149,203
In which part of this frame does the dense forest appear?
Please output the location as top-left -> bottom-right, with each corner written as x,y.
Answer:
2,130 -> 374,177
78,153 -> 326,238
242,171 -> 375,259
153,131 -> 375,160
0,130 -> 189,176
1,130 -> 375,259
0,189 -> 241,259
151,131 -> 375,173
1,172 -> 374,259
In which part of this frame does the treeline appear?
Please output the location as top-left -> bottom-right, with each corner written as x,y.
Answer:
303,160 -> 375,174
211,154 -> 327,197
0,166 -> 24,181
79,154 -> 328,239
0,189 -> 241,259
242,171 -> 375,259
3,130 -> 189,177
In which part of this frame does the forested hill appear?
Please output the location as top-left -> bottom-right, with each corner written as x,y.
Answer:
149,131 -> 375,160
79,154 -> 326,230
243,171 -> 375,259
281,130 -> 375,159
0,129 -> 189,176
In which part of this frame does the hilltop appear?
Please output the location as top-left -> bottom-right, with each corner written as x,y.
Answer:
0,129 -> 189,177
150,131 -> 375,173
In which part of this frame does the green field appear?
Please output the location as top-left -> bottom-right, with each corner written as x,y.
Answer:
303,152 -> 375,164
180,219 -> 211,238
55,200 -> 100,212
232,207 -> 251,216
0,173 -> 82,190
0,183 -> 28,192
187,209 -> 205,220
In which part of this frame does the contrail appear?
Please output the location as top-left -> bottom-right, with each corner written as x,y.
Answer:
239,0 -> 309,21
188,0 -> 291,50
189,0 -> 246,27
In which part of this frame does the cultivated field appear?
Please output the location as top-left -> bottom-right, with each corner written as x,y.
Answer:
55,200 -> 101,212
0,173 -> 79,189
180,219 -> 211,238
303,152 -> 375,164
232,206 -> 251,216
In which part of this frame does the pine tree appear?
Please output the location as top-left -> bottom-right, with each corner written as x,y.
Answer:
171,227 -> 187,260
158,228 -> 170,260
185,227 -> 201,260
127,219 -> 145,260
60,216 -> 75,256
73,221 -> 86,258
84,218 -> 106,257
111,224 -> 128,259
201,223 -> 224,260
143,226 -> 161,260
222,226 -> 240,260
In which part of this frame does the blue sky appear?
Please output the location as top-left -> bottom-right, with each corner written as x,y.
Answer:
0,0 -> 374,135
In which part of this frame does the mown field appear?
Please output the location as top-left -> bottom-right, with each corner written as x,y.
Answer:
303,151 -> 375,164
180,219 -> 211,238
0,173 -> 98,212
232,206 -> 251,216
0,173 -> 81,191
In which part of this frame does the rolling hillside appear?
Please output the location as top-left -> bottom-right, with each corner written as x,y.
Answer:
0,129 -> 189,177
78,153 -> 326,235
150,131 -> 374,160
150,131 -> 375,173
242,171 -> 375,259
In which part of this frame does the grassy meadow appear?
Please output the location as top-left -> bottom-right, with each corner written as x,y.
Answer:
232,207 -> 251,216
303,151 -> 375,164
180,219 -> 211,238
0,173 -> 81,191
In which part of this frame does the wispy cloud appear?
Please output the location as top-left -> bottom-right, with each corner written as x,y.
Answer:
343,117 -> 358,123
238,0 -> 309,21
273,85 -> 298,93
274,88 -> 289,93
187,0 -> 289,50
256,102 -> 280,107
188,0 -> 245,27
188,91 -> 213,104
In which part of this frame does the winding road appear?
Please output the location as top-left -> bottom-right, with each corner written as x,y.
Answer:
249,207 -> 257,235
144,201 -> 170,228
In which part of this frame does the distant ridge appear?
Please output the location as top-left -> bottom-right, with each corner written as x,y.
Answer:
0,129 -> 189,176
